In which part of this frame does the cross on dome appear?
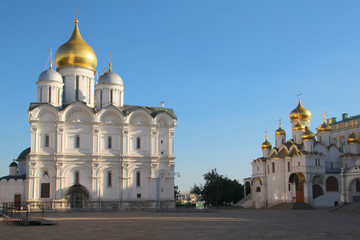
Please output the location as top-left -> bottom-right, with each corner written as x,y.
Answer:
297,90 -> 302,102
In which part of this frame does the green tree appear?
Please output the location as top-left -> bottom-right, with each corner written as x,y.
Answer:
192,169 -> 243,206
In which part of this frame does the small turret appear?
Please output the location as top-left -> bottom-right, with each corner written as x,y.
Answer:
302,127 -> 315,151
261,130 -> 272,158
275,118 -> 286,148
9,161 -> 18,176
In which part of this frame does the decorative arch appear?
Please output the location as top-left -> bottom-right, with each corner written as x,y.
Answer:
129,110 -> 152,125
251,177 -> 262,186
245,181 -> 251,196
38,109 -> 59,121
98,108 -> 124,124
289,172 -> 305,203
62,103 -> 94,122
311,174 -> 324,185
155,112 -> 174,126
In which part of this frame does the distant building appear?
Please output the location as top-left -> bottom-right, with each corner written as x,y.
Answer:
0,19 -> 178,210
242,93 -> 360,208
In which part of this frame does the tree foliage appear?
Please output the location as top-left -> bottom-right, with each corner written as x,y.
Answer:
192,169 -> 243,206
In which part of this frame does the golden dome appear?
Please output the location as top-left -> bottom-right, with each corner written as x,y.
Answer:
302,127 -> 315,141
317,122 -> 332,133
293,122 -> 305,131
290,101 -> 312,121
347,132 -> 359,144
275,127 -> 286,136
55,20 -> 97,71
261,138 -> 272,150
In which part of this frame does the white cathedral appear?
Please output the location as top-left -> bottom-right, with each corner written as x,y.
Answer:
242,94 -> 360,208
0,20 -> 178,209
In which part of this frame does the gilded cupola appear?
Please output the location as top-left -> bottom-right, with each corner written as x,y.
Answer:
317,113 -> 332,133
275,126 -> 286,136
302,127 -> 315,141
293,121 -> 305,131
347,132 -> 359,144
55,20 -> 97,71
290,92 -> 312,121
261,138 -> 272,150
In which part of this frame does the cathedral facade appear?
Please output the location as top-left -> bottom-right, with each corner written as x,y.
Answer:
242,94 -> 360,208
0,20 -> 177,209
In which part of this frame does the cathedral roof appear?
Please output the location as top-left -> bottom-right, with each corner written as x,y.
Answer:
0,174 -> 26,181
17,147 -> 30,161
29,103 -> 177,120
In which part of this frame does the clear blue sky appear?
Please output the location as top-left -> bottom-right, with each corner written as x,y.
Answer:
1,1 -> 360,192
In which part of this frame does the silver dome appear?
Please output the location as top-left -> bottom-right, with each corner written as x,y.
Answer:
38,68 -> 63,83
98,71 -> 123,85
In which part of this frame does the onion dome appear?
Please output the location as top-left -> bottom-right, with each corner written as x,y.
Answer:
38,61 -> 62,83
347,132 -> 359,144
302,127 -> 315,141
55,20 -> 97,71
261,138 -> 272,150
275,127 -> 286,136
293,121 -> 305,131
290,99 -> 312,121
317,122 -> 332,133
98,63 -> 123,85
9,162 -> 18,167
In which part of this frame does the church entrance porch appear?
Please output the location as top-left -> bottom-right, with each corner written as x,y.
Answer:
289,173 -> 305,203
66,185 -> 89,208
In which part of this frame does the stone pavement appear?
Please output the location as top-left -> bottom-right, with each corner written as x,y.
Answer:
0,208 -> 359,240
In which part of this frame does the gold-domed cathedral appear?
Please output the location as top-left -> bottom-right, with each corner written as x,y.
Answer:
0,19 -> 178,210
241,92 -> 360,209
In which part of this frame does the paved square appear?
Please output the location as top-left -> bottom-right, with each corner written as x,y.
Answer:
1,209 -> 359,240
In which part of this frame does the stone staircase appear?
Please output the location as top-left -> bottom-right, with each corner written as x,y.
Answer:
269,202 -> 313,210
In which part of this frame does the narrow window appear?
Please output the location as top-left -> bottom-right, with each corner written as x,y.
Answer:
161,187 -> 164,192
107,171 -> 112,187
40,87 -> 43,102
288,184 -> 291,191
58,88 -> 61,105
110,89 -> 113,104
48,87 -> 52,102
282,139 -> 285,144
44,134 -> 49,147
287,162 -> 290,172
40,183 -> 50,198
100,90 -> 103,108
267,165 -> 269,174
75,171 -> 80,184
75,135 -> 80,148
107,136 -> 112,149
331,162 -> 333,169
298,162 -> 300,166
88,78 -> 91,104
62,76 -> 66,104
272,162 -> 275,173
75,76 -> 79,101
137,193 -> 141,198
136,171 -> 141,187
136,137 -> 141,149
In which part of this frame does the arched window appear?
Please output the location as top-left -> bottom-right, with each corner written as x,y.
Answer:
107,136 -> 112,149
44,134 -> 49,147
326,176 -> 339,192
272,162 -> 275,173
75,171 -> 80,185
110,89 -> 113,104
312,184 -> 323,199
256,187 -> 261,192
75,135 -> 80,148
136,137 -> 141,149
107,171 -> 112,187
136,171 -> 141,187
49,86 -> 52,102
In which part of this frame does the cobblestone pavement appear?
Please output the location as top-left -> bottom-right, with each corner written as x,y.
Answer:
0,209 -> 359,240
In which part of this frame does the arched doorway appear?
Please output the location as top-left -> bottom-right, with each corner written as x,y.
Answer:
289,173 -> 305,203
66,185 -> 89,208
348,178 -> 360,203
